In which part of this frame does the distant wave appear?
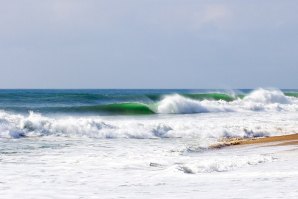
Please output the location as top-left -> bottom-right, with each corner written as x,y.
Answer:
0,92 -> 236,103
1,88 -> 298,115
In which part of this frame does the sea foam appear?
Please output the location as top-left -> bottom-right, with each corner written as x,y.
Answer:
1,109 -> 298,140
156,88 -> 298,114
177,155 -> 274,174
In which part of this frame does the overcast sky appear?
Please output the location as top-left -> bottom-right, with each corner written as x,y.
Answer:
0,0 -> 297,89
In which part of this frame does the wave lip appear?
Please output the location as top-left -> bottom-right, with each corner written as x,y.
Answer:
156,94 -> 232,114
156,88 -> 298,114
243,88 -> 290,104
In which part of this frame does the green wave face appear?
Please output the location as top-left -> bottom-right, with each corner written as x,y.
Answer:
285,92 -> 298,98
74,103 -> 156,115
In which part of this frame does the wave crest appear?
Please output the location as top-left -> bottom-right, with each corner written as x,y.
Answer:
156,88 -> 298,114
157,94 -> 231,114
243,88 -> 290,104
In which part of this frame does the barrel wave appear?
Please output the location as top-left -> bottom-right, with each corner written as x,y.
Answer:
66,103 -> 155,115
0,88 -> 298,115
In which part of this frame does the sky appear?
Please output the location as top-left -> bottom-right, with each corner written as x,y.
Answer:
0,0 -> 297,89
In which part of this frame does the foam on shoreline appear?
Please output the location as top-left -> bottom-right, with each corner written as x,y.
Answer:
211,133 -> 298,148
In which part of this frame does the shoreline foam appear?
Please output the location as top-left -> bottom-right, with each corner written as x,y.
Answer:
211,133 -> 298,149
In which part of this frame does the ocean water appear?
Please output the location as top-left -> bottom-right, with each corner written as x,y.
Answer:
1,88 -> 298,198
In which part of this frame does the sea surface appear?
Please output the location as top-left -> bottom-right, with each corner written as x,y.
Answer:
1,88 -> 298,198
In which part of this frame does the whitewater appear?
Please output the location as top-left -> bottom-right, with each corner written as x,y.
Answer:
1,88 -> 298,198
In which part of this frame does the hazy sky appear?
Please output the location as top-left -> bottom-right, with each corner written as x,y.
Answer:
0,0 -> 297,88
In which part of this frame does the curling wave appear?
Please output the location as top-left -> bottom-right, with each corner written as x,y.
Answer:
156,88 -> 298,114
59,103 -> 155,115
51,89 -> 298,115
1,88 -> 298,115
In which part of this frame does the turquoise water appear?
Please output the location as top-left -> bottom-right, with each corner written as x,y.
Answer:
1,88 -> 298,199
1,89 -> 297,115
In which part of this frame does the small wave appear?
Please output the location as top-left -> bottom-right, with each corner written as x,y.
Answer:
177,155 -> 274,174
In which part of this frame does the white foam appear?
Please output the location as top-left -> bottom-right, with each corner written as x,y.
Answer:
177,155 -> 274,174
156,94 -> 232,114
243,88 -> 290,104
156,88 -> 298,114
1,107 -> 298,141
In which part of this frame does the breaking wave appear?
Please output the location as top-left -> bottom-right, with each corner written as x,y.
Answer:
156,88 -> 298,114
1,88 -> 298,115
1,88 -> 298,139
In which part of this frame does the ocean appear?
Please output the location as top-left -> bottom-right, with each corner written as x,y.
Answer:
1,88 -> 298,198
